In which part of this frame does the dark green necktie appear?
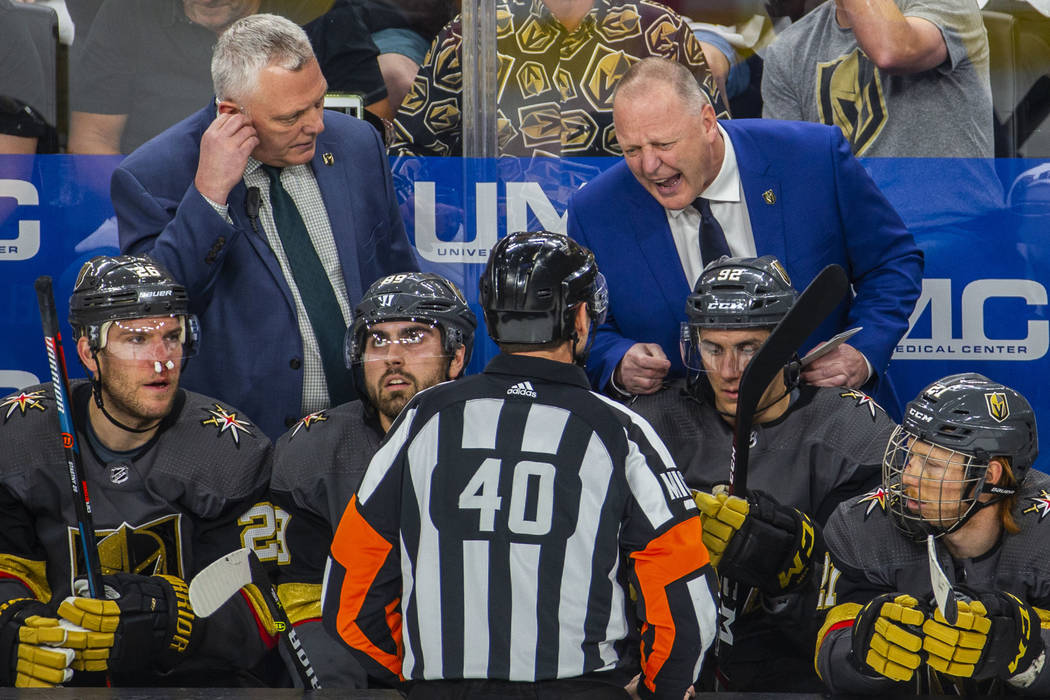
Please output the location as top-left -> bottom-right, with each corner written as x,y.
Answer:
261,165 -> 352,406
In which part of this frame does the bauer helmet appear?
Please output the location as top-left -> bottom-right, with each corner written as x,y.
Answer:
69,255 -> 198,355
479,231 -> 607,345
884,373 -> 1038,539
346,272 -> 477,372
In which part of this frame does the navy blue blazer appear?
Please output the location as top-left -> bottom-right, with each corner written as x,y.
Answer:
114,104 -> 418,440
567,119 -> 922,412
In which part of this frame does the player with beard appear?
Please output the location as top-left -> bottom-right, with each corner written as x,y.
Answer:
0,255 -> 283,687
816,374 -> 1050,695
323,231 -> 716,699
269,271 -> 476,688
631,255 -> 894,691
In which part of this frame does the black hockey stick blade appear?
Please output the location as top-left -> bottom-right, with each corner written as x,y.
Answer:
35,276 -> 105,599
729,264 -> 849,495
189,548 -> 322,689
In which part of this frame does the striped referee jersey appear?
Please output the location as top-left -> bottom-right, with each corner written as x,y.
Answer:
323,353 -> 717,699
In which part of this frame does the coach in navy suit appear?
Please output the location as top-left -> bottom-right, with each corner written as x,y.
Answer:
114,14 -> 417,440
568,58 -> 921,416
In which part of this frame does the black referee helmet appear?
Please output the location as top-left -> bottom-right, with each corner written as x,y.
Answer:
479,231 -> 607,345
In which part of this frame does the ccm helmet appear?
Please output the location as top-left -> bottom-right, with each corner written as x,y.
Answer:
69,255 -> 197,354
346,272 -> 477,369
682,255 -> 796,374
479,231 -> 607,345
885,373 -> 1038,539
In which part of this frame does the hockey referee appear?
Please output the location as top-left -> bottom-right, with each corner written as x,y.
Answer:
323,231 -> 717,699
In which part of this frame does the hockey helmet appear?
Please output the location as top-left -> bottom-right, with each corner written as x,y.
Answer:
345,272 -> 477,369
884,373 -> 1038,539
479,231 -> 607,345
69,255 -> 198,356
681,255 -> 796,373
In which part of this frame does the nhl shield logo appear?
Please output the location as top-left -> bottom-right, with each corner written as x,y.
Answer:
985,392 -> 1009,422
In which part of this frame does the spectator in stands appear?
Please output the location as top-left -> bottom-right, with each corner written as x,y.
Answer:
112,14 -> 418,441
389,0 -> 727,157
762,0 -> 1003,234
0,0 -> 52,154
302,0 -> 393,121
357,0 -> 456,111
68,0 -> 388,154
762,0 -> 993,160
567,57 -> 921,418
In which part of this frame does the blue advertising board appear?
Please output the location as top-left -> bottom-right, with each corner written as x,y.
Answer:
2,154 -> 1047,470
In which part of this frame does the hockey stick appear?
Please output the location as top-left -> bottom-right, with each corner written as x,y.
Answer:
927,534 -> 959,624
35,276 -> 104,599
714,265 -> 848,685
729,263 -> 849,496
189,547 -> 321,689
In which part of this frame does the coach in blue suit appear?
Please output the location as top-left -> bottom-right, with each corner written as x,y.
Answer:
114,14 -> 417,440
568,58 -> 921,416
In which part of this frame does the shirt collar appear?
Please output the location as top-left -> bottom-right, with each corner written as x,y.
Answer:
483,352 -> 592,390
700,123 -> 741,204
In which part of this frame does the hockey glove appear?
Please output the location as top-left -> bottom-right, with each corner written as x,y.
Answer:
57,573 -> 200,673
696,489 -> 818,594
0,597 -> 110,686
924,589 -> 1044,681
850,593 -> 926,682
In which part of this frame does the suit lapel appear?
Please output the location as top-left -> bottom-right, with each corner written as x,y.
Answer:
228,178 -> 297,313
624,176 -> 691,309
727,122 -> 788,266
313,132 -> 365,301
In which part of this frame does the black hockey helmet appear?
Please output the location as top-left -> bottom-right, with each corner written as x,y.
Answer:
69,255 -> 198,354
885,373 -> 1038,539
345,272 -> 477,369
681,255 -> 797,376
686,255 -> 797,329
479,231 -> 607,345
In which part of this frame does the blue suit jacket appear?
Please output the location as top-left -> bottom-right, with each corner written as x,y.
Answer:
567,119 -> 922,412
114,104 -> 418,440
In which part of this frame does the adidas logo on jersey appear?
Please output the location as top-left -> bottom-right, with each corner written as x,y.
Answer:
507,381 -> 537,398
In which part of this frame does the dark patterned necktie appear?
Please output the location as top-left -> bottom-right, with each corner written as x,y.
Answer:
694,196 -> 731,268
261,164 -> 352,406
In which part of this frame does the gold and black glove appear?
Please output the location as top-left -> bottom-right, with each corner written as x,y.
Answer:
58,573 -> 199,673
849,593 -> 926,682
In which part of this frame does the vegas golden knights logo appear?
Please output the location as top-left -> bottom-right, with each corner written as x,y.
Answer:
561,109 -> 599,152
516,61 -> 551,99
816,49 -> 887,156
518,102 -> 562,148
517,17 -> 556,54
643,17 -> 677,55
986,392 -> 1010,423
432,42 -> 462,93
400,76 -> 429,116
583,46 -> 636,111
601,4 -> 642,42
425,98 -> 462,133
69,514 -> 184,588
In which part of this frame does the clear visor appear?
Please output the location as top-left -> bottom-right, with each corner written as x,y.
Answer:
679,323 -> 760,374
883,425 -> 985,538
98,315 -> 197,363
356,321 -> 449,365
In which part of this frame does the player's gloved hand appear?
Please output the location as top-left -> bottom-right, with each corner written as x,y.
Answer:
0,597 -> 109,686
693,489 -> 747,568
696,488 -> 818,593
850,593 -> 926,682
57,573 -> 200,673
924,589 -> 1044,681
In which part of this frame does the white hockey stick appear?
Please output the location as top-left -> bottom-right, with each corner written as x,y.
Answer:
189,547 -> 321,689
927,534 -> 959,625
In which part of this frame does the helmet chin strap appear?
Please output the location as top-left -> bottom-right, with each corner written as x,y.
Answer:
90,351 -> 163,435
